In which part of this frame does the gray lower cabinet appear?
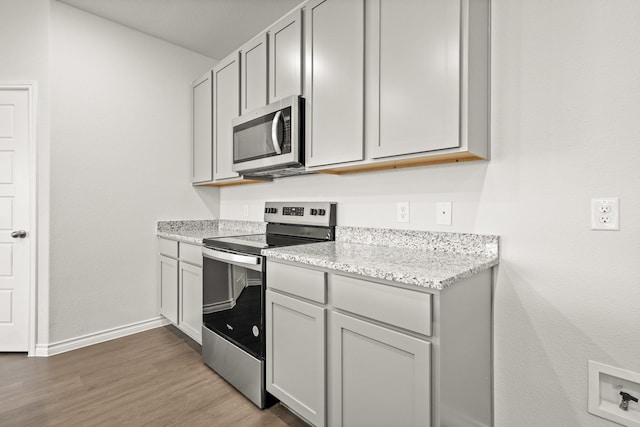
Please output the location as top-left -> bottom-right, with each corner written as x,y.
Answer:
266,290 -> 326,426
159,254 -> 178,324
178,260 -> 203,343
158,238 -> 203,344
266,260 -> 492,427
330,312 -> 431,427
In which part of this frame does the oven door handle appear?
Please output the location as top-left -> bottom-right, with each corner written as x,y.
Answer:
202,247 -> 262,267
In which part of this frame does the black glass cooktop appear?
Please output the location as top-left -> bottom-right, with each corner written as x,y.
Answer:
203,233 -> 321,256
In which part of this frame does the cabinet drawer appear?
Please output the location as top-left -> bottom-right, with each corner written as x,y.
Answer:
267,262 -> 326,304
158,238 -> 178,258
180,242 -> 203,267
331,274 -> 432,336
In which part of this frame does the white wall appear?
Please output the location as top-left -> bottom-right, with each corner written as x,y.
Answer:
0,0 -> 51,346
49,3 -> 218,342
220,1 -> 640,425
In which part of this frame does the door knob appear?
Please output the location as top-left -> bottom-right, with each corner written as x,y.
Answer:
11,230 -> 27,239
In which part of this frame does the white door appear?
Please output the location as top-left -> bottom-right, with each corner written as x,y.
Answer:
0,88 -> 31,352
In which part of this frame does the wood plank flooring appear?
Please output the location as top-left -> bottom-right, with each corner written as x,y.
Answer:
0,326 -> 309,427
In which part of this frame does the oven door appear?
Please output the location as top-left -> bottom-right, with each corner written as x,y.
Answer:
202,247 -> 265,359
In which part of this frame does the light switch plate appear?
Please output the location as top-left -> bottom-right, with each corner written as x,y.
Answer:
436,202 -> 452,226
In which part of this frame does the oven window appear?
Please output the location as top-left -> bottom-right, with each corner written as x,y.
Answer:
202,257 -> 265,359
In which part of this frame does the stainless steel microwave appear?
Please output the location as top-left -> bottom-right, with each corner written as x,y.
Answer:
232,95 -> 304,178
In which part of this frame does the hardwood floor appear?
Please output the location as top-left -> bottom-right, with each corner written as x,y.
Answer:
0,326 -> 309,427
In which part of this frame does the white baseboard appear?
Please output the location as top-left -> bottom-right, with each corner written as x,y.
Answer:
35,317 -> 170,357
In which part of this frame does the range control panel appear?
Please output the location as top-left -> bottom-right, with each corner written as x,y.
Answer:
282,206 -> 305,216
264,202 -> 336,226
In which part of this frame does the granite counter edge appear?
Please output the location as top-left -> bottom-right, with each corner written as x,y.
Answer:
262,249 -> 499,291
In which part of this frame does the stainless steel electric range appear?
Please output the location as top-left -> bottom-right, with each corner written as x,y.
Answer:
201,201 -> 336,408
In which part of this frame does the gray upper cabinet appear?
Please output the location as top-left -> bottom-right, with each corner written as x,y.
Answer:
304,0 -> 365,168
371,0 -> 461,158
191,71 -> 212,183
268,8 -> 303,102
310,0 -> 490,173
192,0 -> 490,182
240,33 -> 268,114
192,47 -> 268,186
213,52 -> 241,181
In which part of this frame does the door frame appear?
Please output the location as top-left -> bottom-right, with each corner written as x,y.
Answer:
0,82 -> 38,356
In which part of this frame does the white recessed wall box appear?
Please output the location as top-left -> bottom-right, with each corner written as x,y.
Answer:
588,360 -> 640,426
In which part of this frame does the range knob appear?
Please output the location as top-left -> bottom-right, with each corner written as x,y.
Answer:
271,207 -> 278,214
264,207 -> 269,213
310,209 -> 318,216
318,209 -> 326,216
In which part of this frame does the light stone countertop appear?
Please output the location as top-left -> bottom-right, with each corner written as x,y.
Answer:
263,226 -> 499,291
156,219 -> 266,245
157,221 -> 500,290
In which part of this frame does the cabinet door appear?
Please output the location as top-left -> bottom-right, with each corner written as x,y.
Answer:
159,254 -> 178,324
330,312 -> 431,427
305,0 -> 364,168
240,33 -> 268,114
268,8 -> 303,102
266,290 -> 326,427
192,71 -> 213,183
370,0 -> 461,159
213,52 -> 241,181
178,261 -> 203,344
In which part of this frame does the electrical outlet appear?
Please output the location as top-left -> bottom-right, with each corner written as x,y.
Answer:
591,198 -> 619,230
396,202 -> 410,223
436,202 -> 452,226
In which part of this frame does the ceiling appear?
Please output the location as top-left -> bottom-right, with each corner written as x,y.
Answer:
57,0 -> 303,60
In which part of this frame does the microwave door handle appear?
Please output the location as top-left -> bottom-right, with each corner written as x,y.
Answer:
271,111 -> 283,155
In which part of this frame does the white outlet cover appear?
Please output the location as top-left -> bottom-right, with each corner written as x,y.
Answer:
436,202 -> 452,226
397,202 -> 410,223
588,361 -> 640,426
591,198 -> 619,230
